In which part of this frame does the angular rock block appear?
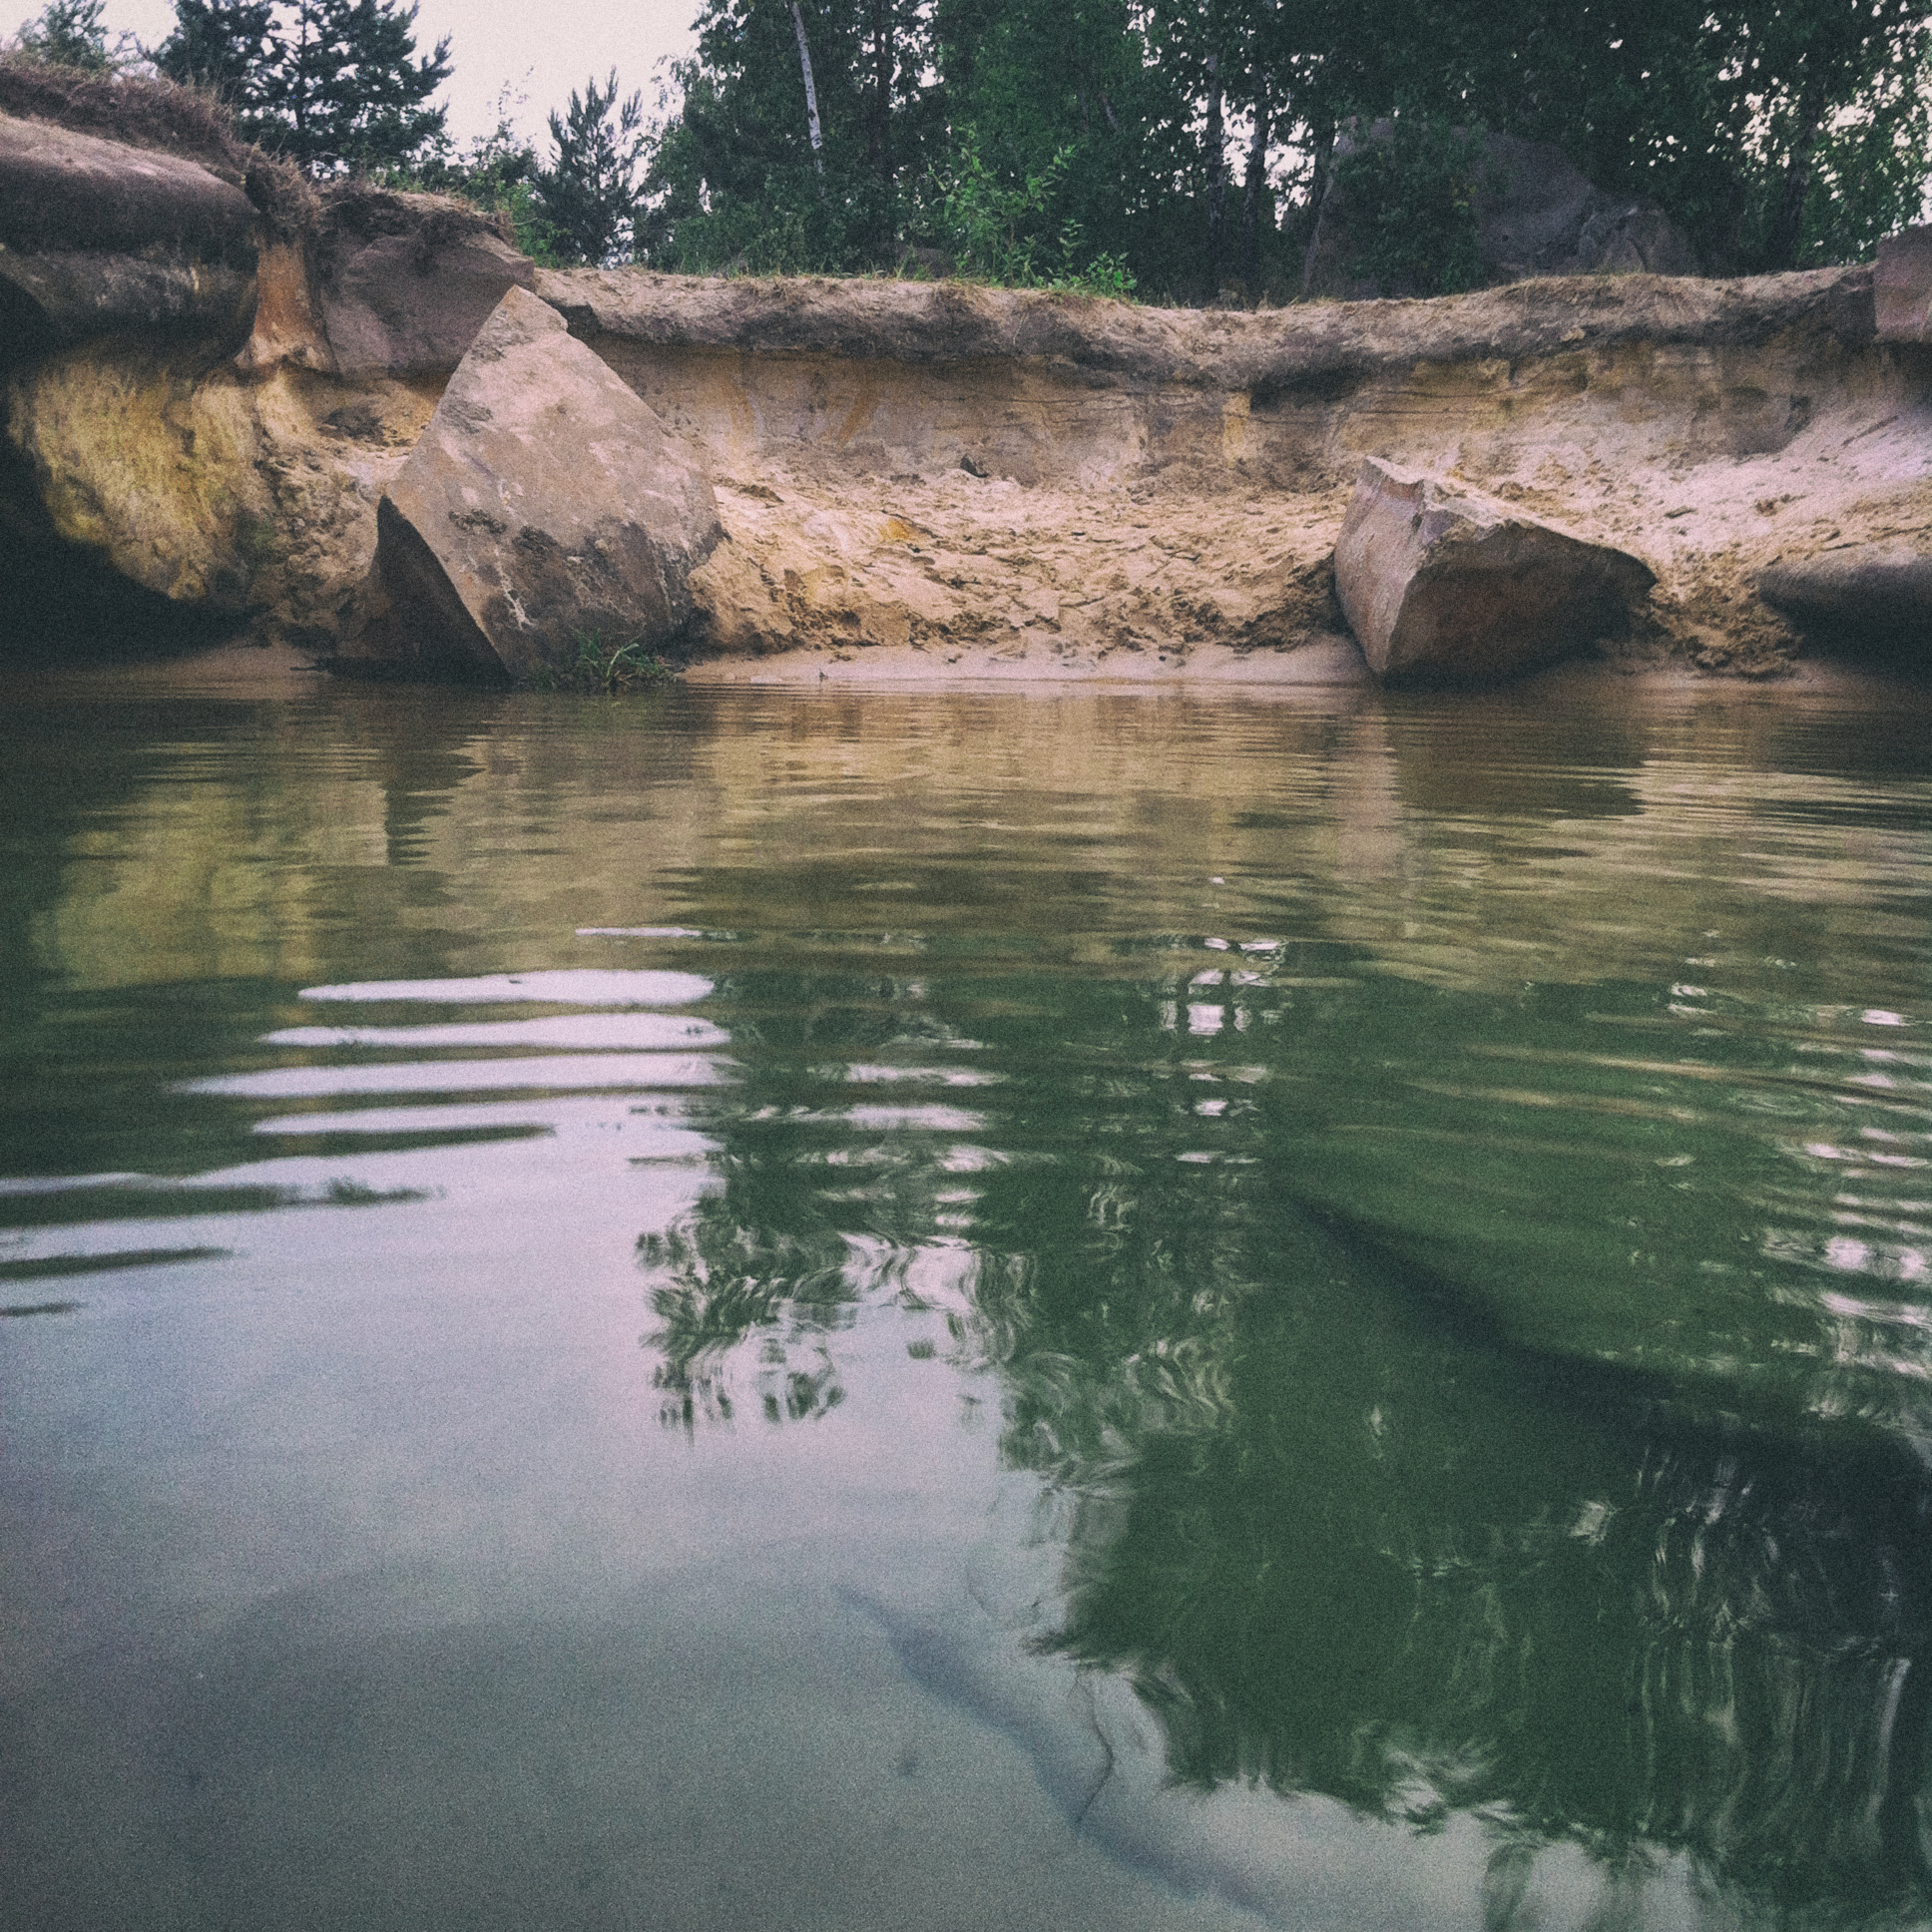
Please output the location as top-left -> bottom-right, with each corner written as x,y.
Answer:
1334,458 -> 1655,685
316,185 -> 537,377
368,284 -> 724,680
1875,226 -> 1932,343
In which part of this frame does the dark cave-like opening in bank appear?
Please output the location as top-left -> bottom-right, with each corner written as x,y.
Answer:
0,424 -> 242,665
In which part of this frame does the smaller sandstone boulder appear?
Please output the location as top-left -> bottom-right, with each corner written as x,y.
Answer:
1334,458 -> 1656,685
1875,226 -> 1932,343
315,184 -> 537,377
1758,543 -> 1932,645
364,283 -> 724,680
0,112 -> 256,361
1567,203 -> 1697,278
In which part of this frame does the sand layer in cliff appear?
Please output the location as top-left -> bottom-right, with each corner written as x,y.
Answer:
539,267 -> 1929,683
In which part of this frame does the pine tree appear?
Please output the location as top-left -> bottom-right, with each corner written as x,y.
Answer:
153,0 -> 452,177
15,0 -> 119,71
154,0 -> 277,128
533,71 -> 649,265
263,0 -> 450,175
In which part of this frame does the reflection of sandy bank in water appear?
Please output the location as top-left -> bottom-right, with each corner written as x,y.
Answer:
21,652 -> 1931,1013
685,635 -> 1926,695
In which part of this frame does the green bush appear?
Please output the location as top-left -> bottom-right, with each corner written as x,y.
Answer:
924,134 -> 1136,299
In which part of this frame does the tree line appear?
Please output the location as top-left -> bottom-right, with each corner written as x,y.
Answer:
13,0 -> 1932,296
648,0 -> 1932,292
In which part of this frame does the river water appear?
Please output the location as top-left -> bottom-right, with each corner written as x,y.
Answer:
3,655 -> 1931,1931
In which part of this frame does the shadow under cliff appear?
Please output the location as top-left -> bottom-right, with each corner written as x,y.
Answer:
0,434 -> 239,662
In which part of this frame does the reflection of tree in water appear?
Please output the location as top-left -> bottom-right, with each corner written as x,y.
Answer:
641,1215 -> 854,1428
964,987 -> 1932,1918
1026,1273 -> 1932,1910
638,953 -> 1932,1915
637,966 -> 970,1430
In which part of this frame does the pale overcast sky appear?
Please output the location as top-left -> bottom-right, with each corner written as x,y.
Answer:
93,0 -> 700,148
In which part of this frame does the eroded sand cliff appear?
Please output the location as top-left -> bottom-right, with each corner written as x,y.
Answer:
533,266 -> 1919,684
4,80 -> 1927,686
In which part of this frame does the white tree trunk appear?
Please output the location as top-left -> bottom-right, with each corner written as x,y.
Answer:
790,1 -> 826,181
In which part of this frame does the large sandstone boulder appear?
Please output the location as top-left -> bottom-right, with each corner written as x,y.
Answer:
313,185 -> 536,378
1334,458 -> 1656,685
358,284 -> 724,680
1303,126 -> 1696,299
0,111 -> 255,364
1875,226 -> 1932,343
1758,543 -> 1932,647
1478,134 -> 1697,280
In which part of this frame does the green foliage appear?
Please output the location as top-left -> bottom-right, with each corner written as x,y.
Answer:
925,0 -> 1200,294
931,139 -> 1066,283
1786,83 -> 1932,267
1711,0 -> 1932,269
521,634 -> 675,695
380,82 -> 561,263
532,71 -> 649,266
137,0 -> 1915,287
640,0 -> 915,276
154,0 -> 450,175
641,0 -> 1170,289
496,181 -> 557,265
14,0 -> 124,71
927,134 -> 1135,295
267,0 -> 450,176
1282,0 -> 1932,275
1329,115 -> 1491,296
153,0 -> 273,103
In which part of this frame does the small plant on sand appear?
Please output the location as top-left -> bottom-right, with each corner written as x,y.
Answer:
523,632 -> 675,694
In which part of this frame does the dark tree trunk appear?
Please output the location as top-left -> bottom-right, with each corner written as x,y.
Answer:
1240,83 -> 1269,296
1204,49 -> 1225,296
1763,72 -> 1829,270
871,0 -> 894,249
291,0 -> 310,159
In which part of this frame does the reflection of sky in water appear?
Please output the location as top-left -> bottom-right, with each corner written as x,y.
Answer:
3,677 -> 1932,1930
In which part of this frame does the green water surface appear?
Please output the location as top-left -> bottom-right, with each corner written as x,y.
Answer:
2,659 -> 1929,1931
